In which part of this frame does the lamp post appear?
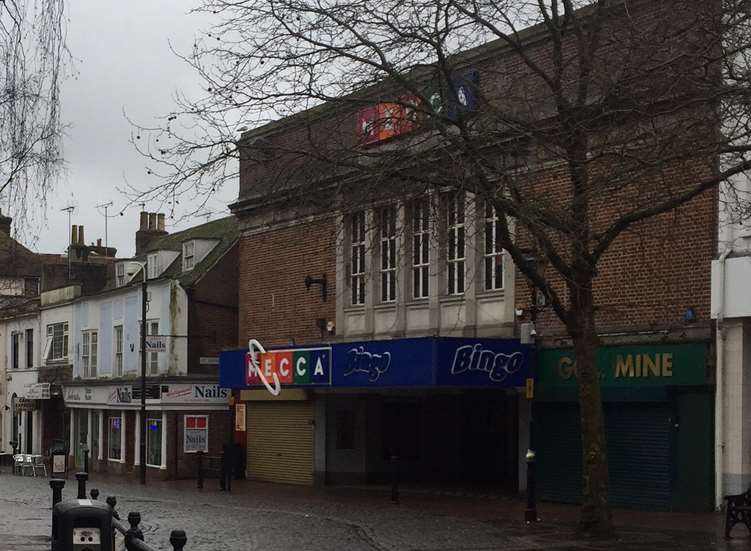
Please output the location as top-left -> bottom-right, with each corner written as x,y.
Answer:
128,260 -> 148,485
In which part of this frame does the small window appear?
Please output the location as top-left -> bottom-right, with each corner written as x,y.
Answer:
149,321 -> 159,374
114,325 -> 123,377
11,333 -> 19,369
379,206 -> 397,303
350,211 -> 366,306
116,263 -> 126,287
183,241 -> 195,271
23,277 -> 39,297
81,330 -> 97,378
446,193 -> 465,295
46,322 -> 68,362
147,254 -> 160,279
25,329 -> 33,368
484,203 -> 504,291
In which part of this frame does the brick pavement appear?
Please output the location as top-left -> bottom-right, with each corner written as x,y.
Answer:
0,470 -> 750,550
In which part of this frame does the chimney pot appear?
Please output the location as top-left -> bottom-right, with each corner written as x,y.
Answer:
157,213 -> 165,232
71,224 -> 78,245
139,211 -> 149,231
78,225 -> 84,246
148,213 -> 157,231
97,238 -> 102,247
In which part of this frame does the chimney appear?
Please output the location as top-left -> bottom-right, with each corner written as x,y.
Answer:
135,211 -> 168,256
78,225 -> 84,246
97,238 -> 102,247
0,209 -> 11,235
71,224 -> 78,245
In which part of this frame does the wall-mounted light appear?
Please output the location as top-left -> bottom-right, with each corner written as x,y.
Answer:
304,274 -> 327,302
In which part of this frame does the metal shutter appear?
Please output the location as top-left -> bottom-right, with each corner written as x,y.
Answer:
535,402 -> 673,510
246,401 -> 314,485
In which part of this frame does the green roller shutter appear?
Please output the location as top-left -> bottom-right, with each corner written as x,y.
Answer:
535,402 -> 673,510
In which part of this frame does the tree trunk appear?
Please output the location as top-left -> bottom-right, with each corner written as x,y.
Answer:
571,283 -> 614,538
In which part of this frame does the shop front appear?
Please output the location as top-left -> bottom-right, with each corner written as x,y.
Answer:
535,342 -> 714,512
63,380 -> 230,479
221,337 -> 531,489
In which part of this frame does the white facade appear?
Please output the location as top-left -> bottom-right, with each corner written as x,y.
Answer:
712,172 -> 751,506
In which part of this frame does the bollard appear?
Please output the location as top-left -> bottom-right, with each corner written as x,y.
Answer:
125,511 -> 144,549
197,450 -> 204,489
50,478 -> 65,507
170,529 -> 188,551
106,496 -> 119,520
90,488 -> 99,500
75,472 -> 88,499
390,454 -> 399,504
524,449 -> 538,523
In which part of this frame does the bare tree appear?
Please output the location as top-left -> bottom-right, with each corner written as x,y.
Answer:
135,0 -> 751,535
0,0 -> 68,239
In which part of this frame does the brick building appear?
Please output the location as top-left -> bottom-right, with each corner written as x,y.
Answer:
219,1 -> 717,510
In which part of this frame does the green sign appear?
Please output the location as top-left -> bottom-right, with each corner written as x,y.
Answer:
538,343 -> 707,390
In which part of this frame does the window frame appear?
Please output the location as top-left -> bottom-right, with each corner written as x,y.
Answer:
483,202 -> 504,291
46,322 -> 69,362
81,330 -> 98,378
113,325 -> 123,377
446,193 -> 466,296
107,415 -> 122,461
11,332 -> 19,370
183,241 -> 195,271
350,211 -> 366,306
379,205 -> 397,303
146,416 -> 163,467
116,263 -> 126,287
148,321 -> 159,374
411,198 -> 430,300
25,328 -> 33,368
147,253 -> 160,279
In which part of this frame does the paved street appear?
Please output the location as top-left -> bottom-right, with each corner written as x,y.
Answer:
0,470 -> 748,550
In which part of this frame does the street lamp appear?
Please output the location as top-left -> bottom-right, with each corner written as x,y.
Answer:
127,259 -> 148,485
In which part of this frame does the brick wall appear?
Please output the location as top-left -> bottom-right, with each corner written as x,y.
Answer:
238,219 -> 337,346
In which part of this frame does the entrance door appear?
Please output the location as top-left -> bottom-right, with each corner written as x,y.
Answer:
246,401 -> 313,485
75,410 -> 88,468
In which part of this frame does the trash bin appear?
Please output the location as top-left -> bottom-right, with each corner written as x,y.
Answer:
52,498 -> 113,551
49,439 -> 69,478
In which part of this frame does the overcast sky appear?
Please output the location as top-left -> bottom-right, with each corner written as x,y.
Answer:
29,1 -> 234,257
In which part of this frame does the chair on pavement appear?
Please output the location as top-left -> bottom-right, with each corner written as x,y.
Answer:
12,455 -> 23,475
31,455 -> 47,477
21,454 -> 34,477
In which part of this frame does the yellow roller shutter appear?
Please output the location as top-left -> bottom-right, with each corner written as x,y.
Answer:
246,401 -> 313,485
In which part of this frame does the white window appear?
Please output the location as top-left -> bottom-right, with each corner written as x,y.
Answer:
45,322 -> 69,362
183,241 -> 195,271
447,193 -> 465,295
380,206 -> 397,303
81,330 -> 98,378
108,415 -> 122,460
350,211 -> 366,306
116,263 -> 126,287
412,198 -> 430,300
147,254 -> 160,279
484,203 -> 504,291
114,325 -> 123,377
146,416 -> 163,466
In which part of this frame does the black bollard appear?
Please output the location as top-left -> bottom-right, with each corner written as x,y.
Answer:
170,529 -> 188,551
197,450 -> 204,489
125,511 -> 144,545
524,449 -> 538,523
75,472 -> 88,499
390,454 -> 399,504
106,496 -> 119,519
90,488 -> 99,500
50,479 -> 65,507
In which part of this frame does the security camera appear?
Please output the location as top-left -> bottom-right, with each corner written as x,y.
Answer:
530,327 -> 537,337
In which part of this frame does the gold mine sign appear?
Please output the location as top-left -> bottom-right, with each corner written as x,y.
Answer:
558,352 -> 674,380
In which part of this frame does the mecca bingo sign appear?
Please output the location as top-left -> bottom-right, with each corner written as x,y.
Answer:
245,347 -> 332,387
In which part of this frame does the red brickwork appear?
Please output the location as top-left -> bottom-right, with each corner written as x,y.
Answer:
238,219 -> 337,346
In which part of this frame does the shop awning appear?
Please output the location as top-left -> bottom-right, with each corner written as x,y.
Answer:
220,337 -> 530,390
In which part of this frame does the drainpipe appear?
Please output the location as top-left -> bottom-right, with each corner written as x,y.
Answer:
716,246 -> 731,509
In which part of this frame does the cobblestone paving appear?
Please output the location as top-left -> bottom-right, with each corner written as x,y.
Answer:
0,471 -> 747,550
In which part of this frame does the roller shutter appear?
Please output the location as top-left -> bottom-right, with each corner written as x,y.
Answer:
246,401 -> 313,485
536,402 -> 673,510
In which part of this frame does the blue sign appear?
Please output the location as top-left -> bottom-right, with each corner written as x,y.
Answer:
220,337 -> 529,390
